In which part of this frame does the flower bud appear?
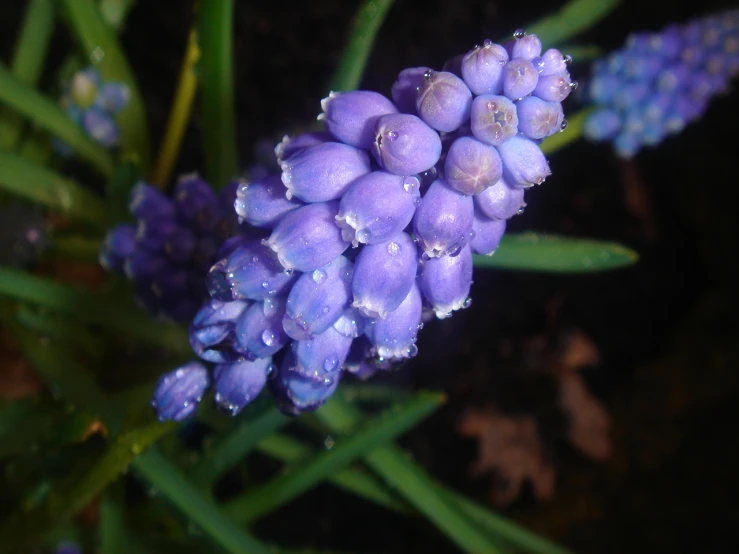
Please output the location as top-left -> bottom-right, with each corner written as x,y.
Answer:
332,307 -> 367,338
320,90 -> 398,149
371,113 -> 442,175
497,136 -> 551,188
536,48 -> 570,76
473,175 -> 526,220
173,174 -> 218,224
416,70 -> 473,132
444,136 -> 503,195
352,232 -> 417,319
275,131 -> 334,163
336,171 -> 420,246
461,40 -> 509,95
94,82 -> 130,114
129,181 -> 175,220
470,94 -> 519,146
235,297 -> 289,359
502,58 -> 539,99
533,73 -> 573,102
280,142 -> 371,202
264,201 -> 350,272
100,224 -> 136,272
271,351 -> 341,415
413,179 -> 474,257
190,298 -> 250,363
234,174 -> 303,228
213,357 -> 272,416
418,244 -> 473,319
516,96 -> 564,139
391,67 -> 431,113
151,361 -> 210,422
470,210 -> 507,255
290,325 -> 354,381
365,283 -> 422,360
83,107 -> 120,147
511,34 -> 542,61
283,256 -> 353,340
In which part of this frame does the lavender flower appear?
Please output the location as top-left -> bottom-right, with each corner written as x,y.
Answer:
152,362 -> 210,422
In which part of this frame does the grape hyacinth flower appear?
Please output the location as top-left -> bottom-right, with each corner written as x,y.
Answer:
583,9 -> 739,157
147,32 -> 571,421
54,66 -> 130,155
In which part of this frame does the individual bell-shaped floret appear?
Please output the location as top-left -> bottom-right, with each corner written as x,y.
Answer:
290,325 -> 354,381
391,67 -> 431,113
99,224 -> 136,272
283,256 -> 353,340
129,181 -> 175,220
83,107 -> 120,148
271,352 -> 341,415
365,283 -> 422,361
470,210 -> 507,255
336,171 -> 420,246
371,113 -> 442,175
234,174 -> 303,228
173,174 -> 218,224
533,73 -> 575,102
415,70 -> 473,132
332,307 -> 367,339
320,90 -> 398,149
502,58 -> 539,99
497,136 -> 551,188
275,131 -> 334,162
352,232 -> 418,319
470,94 -> 519,146
461,40 -> 509,95
234,297 -> 290,360
516,96 -> 565,139
151,361 -> 210,422
207,239 -> 296,301
190,298 -> 250,363
418,244 -> 473,319
510,33 -> 542,61
536,48 -> 570,76
264,201 -> 350,272
474,175 -> 526,220
413,179 -> 474,258
280,142 -> 370,202
444,136 -> 503,195
213,357 -> 272,416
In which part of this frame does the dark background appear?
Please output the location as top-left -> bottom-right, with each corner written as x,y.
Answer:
2,0 -> 739,552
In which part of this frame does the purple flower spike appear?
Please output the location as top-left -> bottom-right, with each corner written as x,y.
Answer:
470,94 -> 519,146
83,106 -> 120,147
584,109 -> 622,141
151,361 -> 210,422
234,174 -> 303,228
129,181 -> 175,220
190,298 -> 250,363
280,142 -> 370,202
207,239 -> 296,301
164,227 -> 196,263
371,113 -> 442,176
502,58 -> 539,99
473,175 -> 526,220
320,90 -> 398,149
272,352 -> 341,415
470,210 -> 507,255
391,67 -> 431,113
413,179 -> 474,258
418,244 -> 473,319
213,357 -> 272,416
275,131 -> 334,162
265,201 -> 350,272
283,256 -> 353,340
533,73 -> 573,102
497,136 -> 551,188
100,224 -> 136,272
336,171 -> 420,246
445,136 -> 503,195
415,70 -> 473,132
365,283 -> 422,360
461,40 -> 509,95
352,231 -> 417,319
511,34 -> 542,61
173,174 -> 218,224
235,297 -> 289,359
516,96 -> 565,139
135,218 -> 178,252
290,325 -> 354,381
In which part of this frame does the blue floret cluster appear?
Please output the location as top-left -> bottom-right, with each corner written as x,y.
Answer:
584,9 -> 739,157
150,33 -> 573,420
54,66 -> 130,155
100,176 -> 241,322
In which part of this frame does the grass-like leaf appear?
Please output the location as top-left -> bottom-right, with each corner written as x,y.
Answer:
197,0 -> 237,190
524,0 -> 621,46
222,391 -> 444,523
98,0 -> 136,31
327,0 -> 396,93
0,65 -> 115,176
100,484 -> 125,554
106,158 -> 140,225
473,232 -> 639,273
0,148 -> 105,227
59,0 -> 151,170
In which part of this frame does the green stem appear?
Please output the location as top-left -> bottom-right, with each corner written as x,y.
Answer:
524,0 -> 622,46
327,0 -> 396,93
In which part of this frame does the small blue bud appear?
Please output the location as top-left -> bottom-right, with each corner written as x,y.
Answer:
365,283 -> 422,361
290,325 -> 354,380
533,73 -> 573,102
82,106 -> 120,147
416,70 -> 473,132
235,297 -> 290,359
497,136 -> 551,188
515,96 -> 564,139
190,298 -> 250,363
94,82 -> 130,114
391,67 -> 431,113
213,357 -> 272,416
444,136 -> 503,196
280,142 -> 371,202
264,201 -> 351,272
418,244 -> 473,319
511,34 -> 542,61
100,224 -> 136,272
283,256 -> 353,340
320,90 -> 398,149
413,179 -> 474,257
470,210 -> 507,255
271,351 -> 341,415
473,175 -> 526,220
129,181 -> 175,220
461,40 -> 509,95
275,131 -> 335,163
371,113 -> 442,175
470,94 -> 519,146
502,58 -> 539,99
352,232 -> 418,319
336,171 -> 420,246
151,361 -> 210,422
536,48 -> 569,76
234,174 -> 303,228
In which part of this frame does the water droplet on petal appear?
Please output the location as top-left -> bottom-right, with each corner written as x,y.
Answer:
513,29 -> 526,39
356,228 -> 372,243
386,241 -> 400,255
312,268 -> 327,284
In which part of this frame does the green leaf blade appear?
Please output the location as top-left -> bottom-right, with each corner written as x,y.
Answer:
524,0 -> 622,47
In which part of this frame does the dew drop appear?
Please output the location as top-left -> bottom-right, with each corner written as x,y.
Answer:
513,29 -> 526,39
569,80 -> 579,90
560,119 -> 569,132
462,297 -> 473,309
403,176 -> 420,193
312,268 -> 327,284
405,344 -> 419,358
261,329 -> 275,346
324,436 -> 335,449
564,54 -> 573,65
356,228 -> 372,243
386,241 -> 400,255
387,131 -> 399,141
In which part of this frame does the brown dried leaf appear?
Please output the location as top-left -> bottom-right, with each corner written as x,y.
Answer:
559,373 -> 612,461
